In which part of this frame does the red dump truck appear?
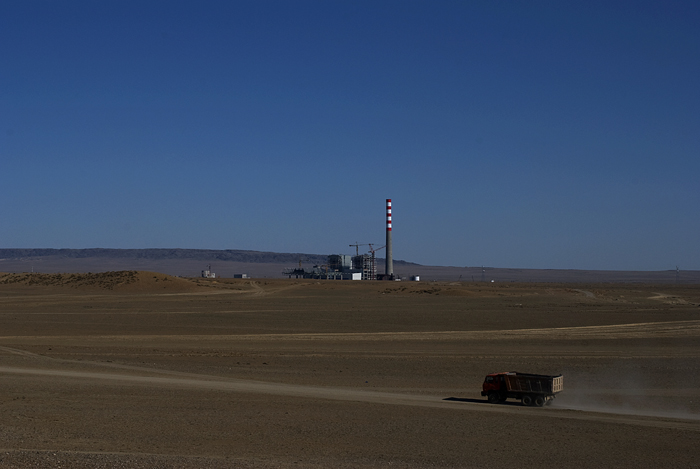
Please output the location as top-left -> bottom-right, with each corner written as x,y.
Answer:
481,371 -> 563,407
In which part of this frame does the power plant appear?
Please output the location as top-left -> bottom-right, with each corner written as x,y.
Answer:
385,198 -> 393,280
283,199 -> 397,281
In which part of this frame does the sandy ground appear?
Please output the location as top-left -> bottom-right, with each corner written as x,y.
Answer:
0,273 -> 699,467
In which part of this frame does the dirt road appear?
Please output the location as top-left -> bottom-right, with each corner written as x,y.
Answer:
2,362 -> 699,433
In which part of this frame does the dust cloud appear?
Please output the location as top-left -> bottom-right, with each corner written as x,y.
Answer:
551,362 -> 700,421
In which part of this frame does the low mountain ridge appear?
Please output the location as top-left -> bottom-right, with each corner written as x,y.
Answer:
0,248 -> 696,283
0,248 -> 416,266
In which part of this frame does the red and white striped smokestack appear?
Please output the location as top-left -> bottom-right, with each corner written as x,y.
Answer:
386,199 -> 393,278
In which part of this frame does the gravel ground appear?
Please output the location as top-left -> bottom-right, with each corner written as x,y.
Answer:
1,277 -> 699,467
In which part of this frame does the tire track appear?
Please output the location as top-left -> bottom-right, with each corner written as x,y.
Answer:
0,345 -> 46,359
1,365 -> 698,432
3,320 -> 699,342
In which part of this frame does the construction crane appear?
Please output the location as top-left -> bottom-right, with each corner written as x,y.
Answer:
368,244 -> 386,266
349,242 -> 369,256
367,244 -> 385,281
368,243 -> 385,255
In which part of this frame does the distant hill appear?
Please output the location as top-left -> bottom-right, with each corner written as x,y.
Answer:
0,270 -> 199,292
0,248 -> 697,283
0,248 -> 416,266
0,248 -> 326,264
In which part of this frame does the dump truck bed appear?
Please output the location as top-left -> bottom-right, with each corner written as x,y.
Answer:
504,372 -> 563,395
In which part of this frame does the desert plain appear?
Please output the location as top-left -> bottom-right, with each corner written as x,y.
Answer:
0,271 -> 699,468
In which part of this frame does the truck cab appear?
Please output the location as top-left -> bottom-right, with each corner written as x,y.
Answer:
481,373 -> 508,403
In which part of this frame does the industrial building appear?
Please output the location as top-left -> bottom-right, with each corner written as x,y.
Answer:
201,265 -> 216,278
283,254 -> 362,280
283,199 -> 397,281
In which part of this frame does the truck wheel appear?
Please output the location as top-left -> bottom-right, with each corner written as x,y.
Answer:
487,392 -> 500,404
522,395 -> 533,406
534,396 -> 545,407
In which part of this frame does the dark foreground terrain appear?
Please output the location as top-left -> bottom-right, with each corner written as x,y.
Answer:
1,272 -> 699,467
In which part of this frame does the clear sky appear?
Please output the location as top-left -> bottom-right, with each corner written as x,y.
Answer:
2,1 -> 698,270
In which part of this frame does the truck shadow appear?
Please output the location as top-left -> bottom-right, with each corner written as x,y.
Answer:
443,397 -> 522,407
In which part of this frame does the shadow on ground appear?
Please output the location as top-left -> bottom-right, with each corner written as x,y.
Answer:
444,397 -> 523,407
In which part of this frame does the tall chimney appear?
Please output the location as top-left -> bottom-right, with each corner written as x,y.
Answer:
385,199 -> 393,279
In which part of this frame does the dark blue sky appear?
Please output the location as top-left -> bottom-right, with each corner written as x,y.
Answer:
2,1 -> 698,270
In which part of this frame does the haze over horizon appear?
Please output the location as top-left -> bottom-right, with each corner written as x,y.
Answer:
2,1 -> 698,271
